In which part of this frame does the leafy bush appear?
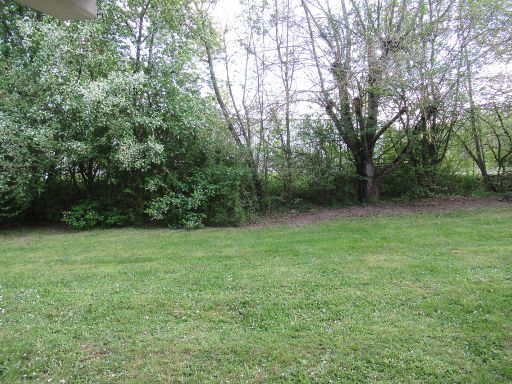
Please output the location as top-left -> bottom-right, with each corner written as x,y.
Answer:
203,163 -> 253,227
62,201 -> 134,229
61,201 -> 103,229
145,186 -> 208,229
379,160 -> 487,200
181,213 -> 206,230
144,153 -> 255,229
102,208 -> 136,228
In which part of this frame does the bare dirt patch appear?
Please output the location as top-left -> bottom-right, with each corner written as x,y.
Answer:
249,196 -> 509,228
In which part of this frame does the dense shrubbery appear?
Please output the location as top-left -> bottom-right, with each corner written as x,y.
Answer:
62,201 -> 135,230
0,0 -> 257,229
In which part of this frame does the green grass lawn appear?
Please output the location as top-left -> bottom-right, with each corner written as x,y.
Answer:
1,208 -> 511,383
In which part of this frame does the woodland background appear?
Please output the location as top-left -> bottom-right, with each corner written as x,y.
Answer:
1,0 -> 511,229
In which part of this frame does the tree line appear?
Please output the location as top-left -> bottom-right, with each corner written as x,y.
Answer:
1,0 -> 511,229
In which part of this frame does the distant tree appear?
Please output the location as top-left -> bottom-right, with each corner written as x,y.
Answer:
301,0 -> 467,202
195,1 -> 266,202
456,0 -> 512,192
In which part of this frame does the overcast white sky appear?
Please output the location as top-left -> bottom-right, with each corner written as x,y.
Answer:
206,0 -> 512,114
208,0 -> 324,117
211,0 -> 242,28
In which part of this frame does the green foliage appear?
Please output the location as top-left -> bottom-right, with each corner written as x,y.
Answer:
144,155 -> 253,228
203,161 -> 254,226
379,160 -> 486,200
102,208 -> 135,228
0,0 -> 256,226
61,201 -> 104,230
145,186 -> 208,229
61,201 -> 134,229
292,118 -> 357,205
0,114 -> 52,217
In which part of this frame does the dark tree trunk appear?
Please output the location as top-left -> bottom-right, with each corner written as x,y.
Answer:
283,148 -> 293,205
355,155 -> 379,203
355,160 -> 366,203
365,160 -> 379,204
480,168 -> 498,193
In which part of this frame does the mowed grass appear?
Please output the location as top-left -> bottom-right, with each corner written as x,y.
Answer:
0,208 -> 511,383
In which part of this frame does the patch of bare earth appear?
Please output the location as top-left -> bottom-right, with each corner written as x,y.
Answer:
249,196 -> 510,228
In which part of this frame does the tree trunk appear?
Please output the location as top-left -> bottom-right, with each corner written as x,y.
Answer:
365,159 -> 379,204
480,167 -> 497,193
283,146 -> 293,204
355,156 -> 379,203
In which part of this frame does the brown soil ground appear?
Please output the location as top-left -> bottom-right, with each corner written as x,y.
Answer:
249,196 -> 510,228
